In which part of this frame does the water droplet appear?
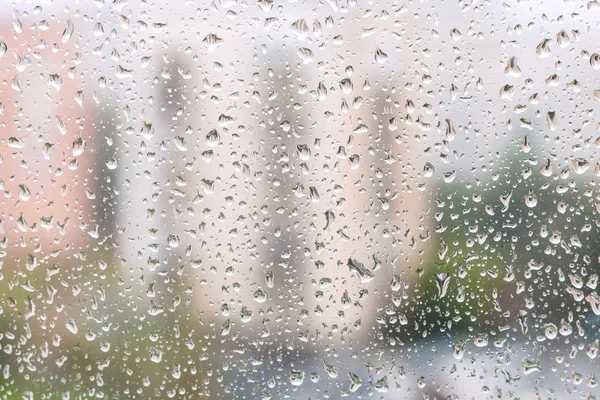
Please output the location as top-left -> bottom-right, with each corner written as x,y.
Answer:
290,19 -> 309,39
18,184 -> 30,201
504,56 -> 521,77
544,323 -> 558,340
450,28 -> 462,42
323,361 -> 337,378
435,273 -> 450,298
373,376 -> 389,393
375,47 -> 388,64
536,39 -> 552,58
348,372 -> 363,392
66,318 -> 78,334
572,158 -> 590,174
106,158 -> 118,170
289,370 -> 305,386
453,340 -> 466,359
347,258 -> 374,283
253,288 -> 267,303
61,19 -> 74,43
591,53 -> 600,69
72,137 -> 86,157
522,359 -> 542,375
202,33 -> 224,52
423,162 -> 435,178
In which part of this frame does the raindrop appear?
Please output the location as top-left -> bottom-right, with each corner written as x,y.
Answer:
18,184 -> 30,201
536,39 -> 552,58
106,158 -> 118,170
202,33 -> 224,52
375,47 -> 388,64
347,258 -> 374,283
504,56 -> 521,77
289,370 -> 305,386
435,273 -> 451,298
572,158 -> 590,174
591,53 -> 600,69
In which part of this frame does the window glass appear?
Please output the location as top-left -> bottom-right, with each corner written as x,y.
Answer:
1,1 -> 599,399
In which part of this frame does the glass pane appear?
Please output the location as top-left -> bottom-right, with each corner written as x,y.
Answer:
1,0 -> 599,398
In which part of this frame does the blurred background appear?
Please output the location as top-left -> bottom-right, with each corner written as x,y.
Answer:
1,0 -> 600,399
